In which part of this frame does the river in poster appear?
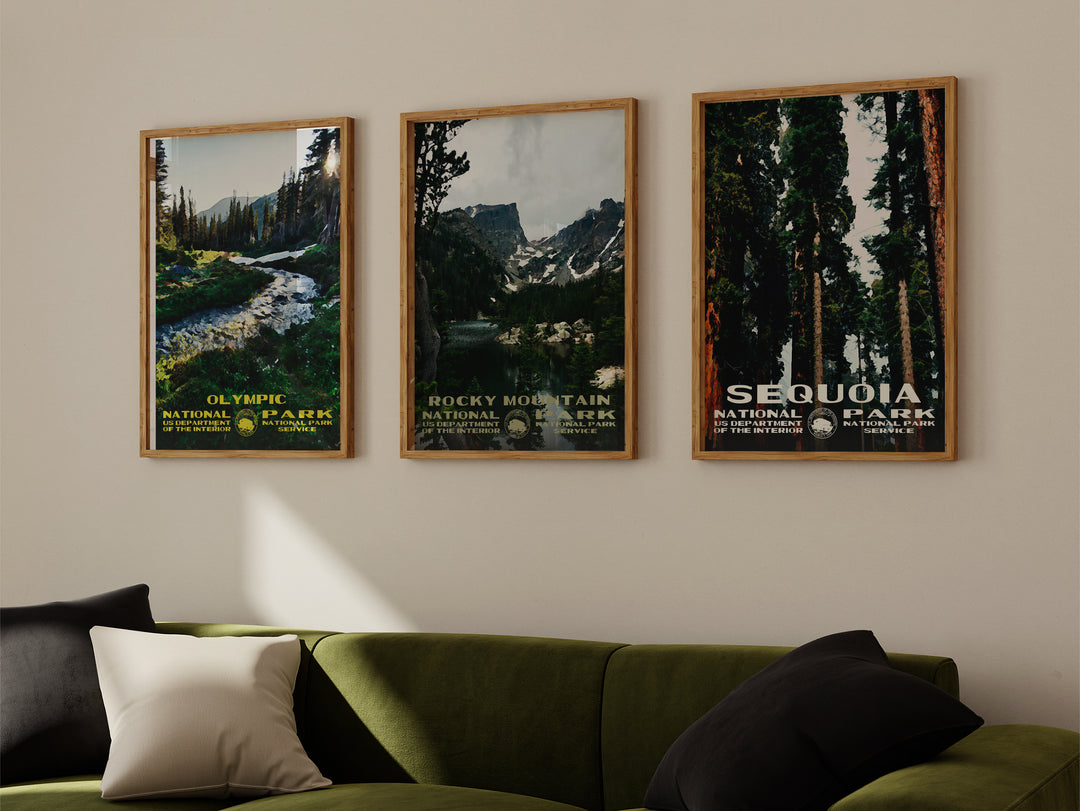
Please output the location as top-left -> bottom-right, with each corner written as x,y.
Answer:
150,126 -> 345,452
700,88 -> 950,454
412,109 -> 628,452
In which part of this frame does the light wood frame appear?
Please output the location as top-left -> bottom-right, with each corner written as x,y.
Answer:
140,118 -> 354,458
692,78 -> 957,460
401,99 -> 638,459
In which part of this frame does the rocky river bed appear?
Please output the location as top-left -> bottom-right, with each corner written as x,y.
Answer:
155,250 -> 324,362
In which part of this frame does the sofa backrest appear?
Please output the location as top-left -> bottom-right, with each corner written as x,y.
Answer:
597,643 -> 960,811
157,625 -> 960,811
305,632 -> 624,810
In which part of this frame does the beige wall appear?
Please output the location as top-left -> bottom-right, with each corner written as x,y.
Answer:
2,0 -> 1077,731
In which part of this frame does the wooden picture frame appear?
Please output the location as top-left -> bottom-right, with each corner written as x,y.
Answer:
140,118 -> 354,457
692,78 -> 957,460
401,99 -> 638,458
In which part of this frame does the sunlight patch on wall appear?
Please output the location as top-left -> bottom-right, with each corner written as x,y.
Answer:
243,485 -> 416,632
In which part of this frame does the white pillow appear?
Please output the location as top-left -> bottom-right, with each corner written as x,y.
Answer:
89,627 -> 331,800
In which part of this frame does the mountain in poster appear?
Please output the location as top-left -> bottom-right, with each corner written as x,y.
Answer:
195,192 -> 278,234
408,110 -> 629,454
441,198 -> 625,291
416,195 -> 627,452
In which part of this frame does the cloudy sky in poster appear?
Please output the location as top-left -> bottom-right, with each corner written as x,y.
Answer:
439,109 -> 625,241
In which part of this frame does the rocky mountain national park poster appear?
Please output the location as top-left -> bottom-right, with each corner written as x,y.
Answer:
140,118 -> 353,457
693,78 -> 957,460
402,100 -> 637,458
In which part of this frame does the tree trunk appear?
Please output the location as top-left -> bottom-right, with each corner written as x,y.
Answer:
318,185 -> 340,247
414,259 -> 441,384
897,275 -> 918,451
918,88 -> 947,381
811,256 -> 826,451
885,94 -> 918,451
704,301 -> 723,451
791,240 -> 813,452
703,233 -> 725,450
812,255 -> 824,402
809,203 -> 824,408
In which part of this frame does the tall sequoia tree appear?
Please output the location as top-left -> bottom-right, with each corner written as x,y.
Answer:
917,88 -> 947,385
779,96 -> 857,428
858,91 -> 941,451
701,100 -> 788,449
412,120 -> 471,385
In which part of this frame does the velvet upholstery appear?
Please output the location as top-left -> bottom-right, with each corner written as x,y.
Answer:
0,777 -> 242,810
598,642 -> 961,811
831,725 -> 1080,810
0,778 -> 584,810
2,624 -> 1076,811
0,585 -> 157,784
304,632 -> 623,810
227,782 -> 589,809
641,631 -> 983,811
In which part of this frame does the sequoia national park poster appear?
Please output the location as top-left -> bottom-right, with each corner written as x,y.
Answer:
693,79 -> 956,460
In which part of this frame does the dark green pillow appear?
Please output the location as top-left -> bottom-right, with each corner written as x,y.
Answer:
0,584 -> 157,784
644,630 -> 983,811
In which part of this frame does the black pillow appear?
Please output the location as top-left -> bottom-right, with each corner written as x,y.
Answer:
0,584 -> 156,784
644,630 -> 983,811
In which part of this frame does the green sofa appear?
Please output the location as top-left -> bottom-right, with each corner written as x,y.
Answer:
2,623 -> 1077,810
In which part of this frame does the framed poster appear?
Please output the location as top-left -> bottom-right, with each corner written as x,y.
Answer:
401,99 -> 637,458
692,78 -> 957,460
140,118 -> 353,457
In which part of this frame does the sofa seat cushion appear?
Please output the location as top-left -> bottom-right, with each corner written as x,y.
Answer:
0,776 -> 244,810
0,779 -> 588,810
227,782 -> 588,809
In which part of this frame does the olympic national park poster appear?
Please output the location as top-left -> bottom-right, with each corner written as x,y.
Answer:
141,119 -> 352,457
694,79 -> 956,460
403,100 -> 637,458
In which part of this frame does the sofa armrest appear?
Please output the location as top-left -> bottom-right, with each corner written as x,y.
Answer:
830,725 -> 1079,811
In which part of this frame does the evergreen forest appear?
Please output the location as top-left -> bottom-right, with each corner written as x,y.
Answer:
702,89 -> 948,453
152,128 -> 344,451
410,120 -> 626,452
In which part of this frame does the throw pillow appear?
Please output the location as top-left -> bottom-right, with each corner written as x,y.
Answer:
89,627 -> 331,800
0,584 -> 157,784
644,630 -> 984,811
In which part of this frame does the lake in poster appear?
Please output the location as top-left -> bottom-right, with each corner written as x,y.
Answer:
141,119 -> 352,457
403,101 -> 637,458
693,79 -> 956,460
